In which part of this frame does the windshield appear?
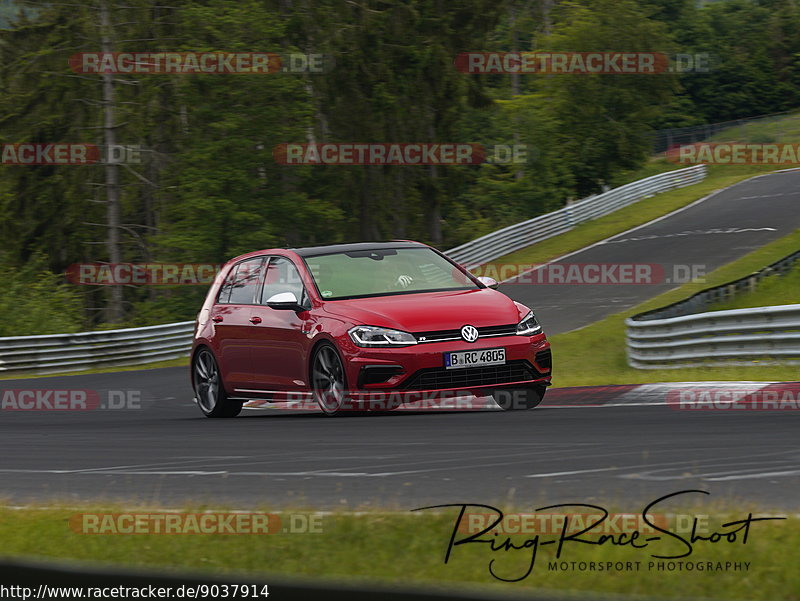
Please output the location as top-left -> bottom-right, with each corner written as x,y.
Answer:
303,247 -> 479,300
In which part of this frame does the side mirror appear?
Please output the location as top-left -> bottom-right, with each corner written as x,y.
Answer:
477,276 -> 498,289
266,291 -> 304,311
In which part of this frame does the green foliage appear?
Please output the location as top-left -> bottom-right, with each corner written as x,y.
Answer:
0,253 -> 83,335
537,0 -> 678,195
647,0 -> 800,122
0,0 -> 799,331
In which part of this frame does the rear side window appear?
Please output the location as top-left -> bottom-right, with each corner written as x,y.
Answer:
217,257 -> 264,304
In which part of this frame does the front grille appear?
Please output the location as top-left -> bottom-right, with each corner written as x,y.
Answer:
401,360 -> 541,390
535,348 -> 552,370
414,324 -> 517,343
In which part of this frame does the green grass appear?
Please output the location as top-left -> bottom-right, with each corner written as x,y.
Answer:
548,229 -> 800,387
0,504 -> 796,600
708,111 -> 800,144
707,263 -> 800,312
607,110 -> 800,188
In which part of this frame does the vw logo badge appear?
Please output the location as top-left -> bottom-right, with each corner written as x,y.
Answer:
460,325 -> 479,343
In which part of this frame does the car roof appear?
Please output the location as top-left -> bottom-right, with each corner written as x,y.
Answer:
290,240 -> 428,257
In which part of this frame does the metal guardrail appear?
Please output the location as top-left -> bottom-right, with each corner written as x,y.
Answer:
0,321 -> 194,375
626,304 -> 800,369
445,164 -> 706,266
626,250 -> 800,369
0,165 -> 708,377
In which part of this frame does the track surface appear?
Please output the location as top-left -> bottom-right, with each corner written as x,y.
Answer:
503,169 -> 800,334
2,170 -> 799,509
1,369 -> 798,508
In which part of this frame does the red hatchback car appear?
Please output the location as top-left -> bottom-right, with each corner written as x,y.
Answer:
191,241 -> 552,417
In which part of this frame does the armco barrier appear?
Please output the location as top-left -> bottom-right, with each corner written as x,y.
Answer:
445,164 -> 706,266
626,250 -> 800,369
0,321 -> 194,375
0,165 -> 707,377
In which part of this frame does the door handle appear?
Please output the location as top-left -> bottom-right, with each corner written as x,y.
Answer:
211,315 -> 223,323
250,316 -> 262,324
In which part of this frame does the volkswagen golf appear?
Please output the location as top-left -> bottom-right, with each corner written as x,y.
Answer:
191,241 -> 552,417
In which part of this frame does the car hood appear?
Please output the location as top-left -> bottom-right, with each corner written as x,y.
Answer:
321,288 -> 524,332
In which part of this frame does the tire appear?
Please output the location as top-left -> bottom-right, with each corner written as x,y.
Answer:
491,385 -> 546,411
193,348 -> 243,418
310,342 -> 352,416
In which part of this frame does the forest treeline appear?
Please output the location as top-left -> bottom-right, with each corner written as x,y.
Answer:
1,0 -> 799,333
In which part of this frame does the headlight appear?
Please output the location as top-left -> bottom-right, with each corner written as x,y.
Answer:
516,311 -> 542,335
349,325 -> 418,347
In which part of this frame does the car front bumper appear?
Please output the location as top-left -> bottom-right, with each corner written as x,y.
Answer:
340,333 -> 551,401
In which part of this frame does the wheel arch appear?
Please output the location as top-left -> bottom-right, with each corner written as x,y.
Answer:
190,344 -> 235,397
307,335 -> 349,388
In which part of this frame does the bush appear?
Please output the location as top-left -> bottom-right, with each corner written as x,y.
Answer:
0,254 -> 85,336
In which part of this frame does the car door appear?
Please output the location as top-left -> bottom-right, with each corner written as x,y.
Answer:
248,256 -> 312,394
210,256 -> 265,391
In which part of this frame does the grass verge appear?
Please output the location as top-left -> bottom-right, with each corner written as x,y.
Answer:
548,228 -> 800,387
707,111 -> 800,144
0,503 -> 796,600
707,263 -> 800,311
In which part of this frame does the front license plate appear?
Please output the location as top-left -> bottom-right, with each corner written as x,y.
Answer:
444,348 -> 506,369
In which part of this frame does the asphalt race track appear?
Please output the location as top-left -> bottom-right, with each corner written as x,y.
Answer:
1,170 -> 799,510
502,169 -> 800,334
1,370 -> 799,508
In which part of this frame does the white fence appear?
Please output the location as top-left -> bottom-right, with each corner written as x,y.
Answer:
446,164 -> 706,266
0,164 -> 708,376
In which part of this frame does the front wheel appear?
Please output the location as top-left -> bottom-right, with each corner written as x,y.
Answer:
491,385 -> 546,411
311,342 -> 352,416
193,348 -> 242,418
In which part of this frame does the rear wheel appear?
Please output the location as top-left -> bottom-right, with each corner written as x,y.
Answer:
491,385 -> 546,411
311,343 -> 352,416
193,348 -> 242,418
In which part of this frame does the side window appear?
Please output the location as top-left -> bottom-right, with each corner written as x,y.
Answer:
218,257 -> 264,305
261,257 -> 305,304
217,265 -> 239,304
